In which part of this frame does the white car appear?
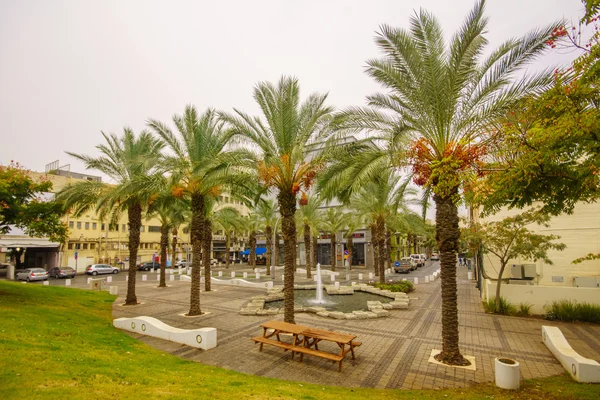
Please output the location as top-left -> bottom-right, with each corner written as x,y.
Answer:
410,254 -> 424,268
85,264 -> 119,276
431,252 -> 440,261
16,268 -> 48,282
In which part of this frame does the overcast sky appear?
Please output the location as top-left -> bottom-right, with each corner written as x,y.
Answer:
0,0 -> 587,175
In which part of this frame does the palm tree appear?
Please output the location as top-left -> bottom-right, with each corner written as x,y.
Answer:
343,213 -> 365,270
58,128 -> 163,305
320,207 -> 346,271
246,212 -> 260,268
147,190 -> 187,288
148,106 -> 253,315
296,194 -> 323,278
331,0 -> 557,364
213,207 -> 243,269
254,199 -> 278,275
221,76 -> 335,324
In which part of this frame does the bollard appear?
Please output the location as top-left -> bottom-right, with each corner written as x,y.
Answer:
87,278 -> 92,284
170,275 -> 175,282
142,275 -> 147,281
156,275 -> 160,281
231,271 -> 235,278
43,281 -> 49,286
109,286 -> 118,295
369,272 -> 374,279
402,278 -> 407,281
126,275 -> 129,282
425,276 -> 430,283
414,277 -> 419,285
334,281 -> 340,288
243,272 -> 248,278
467,271 -> 473,280
358,273 -> 363,280
107,276 -> 112,283
65,279 -> 71,286
256,272 -> 260,280
330,274 -> 336,282
313,275 -> 318,282
218,271 -> 223,277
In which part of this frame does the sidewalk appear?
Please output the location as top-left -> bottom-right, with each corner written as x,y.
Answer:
112,265 -> 600,389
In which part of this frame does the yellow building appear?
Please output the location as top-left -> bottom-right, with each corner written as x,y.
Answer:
27,169 -> 250,273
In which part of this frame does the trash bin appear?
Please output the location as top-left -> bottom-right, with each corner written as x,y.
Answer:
90,278 -> 105,290
467,259 -> 472,270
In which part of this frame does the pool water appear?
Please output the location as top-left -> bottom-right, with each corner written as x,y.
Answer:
264,289 -> 392,313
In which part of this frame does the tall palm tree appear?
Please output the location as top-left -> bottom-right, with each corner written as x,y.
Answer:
343,213 -> 365,270
58,129 -> 163,305
148,106 -> 253,315
246,212 -> 261,268
331,0 -> 557,364
254,198 -> 278,275
320,207 -> 346,271
296,194 -> 323,278
221,76 -> 335,323
213,206 -> 243,269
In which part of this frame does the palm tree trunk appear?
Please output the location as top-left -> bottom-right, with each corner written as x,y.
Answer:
203,220 -> 212,292
159,224 -> 168,287
304,223 -> 311,279
371,224 -> 379,277
377,216 -> 386,284
225,232 -> 231,269
347,235 -> 353,270
386,229 -> 392,270
433,190 -> 469,366
171,227 -> 178,265
125,203 -> 142,305
249,230 -> 257,267
330,234 -> 336,271
188,194 -> 204,316
265,225 -> 272,275
312,236 -> 317,268
278,190 -> 296,324
274,231 -> 280,266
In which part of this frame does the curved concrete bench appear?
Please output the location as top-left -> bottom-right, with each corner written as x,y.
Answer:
114,316 -> 217,350
179,275 -> 273,289
542,325 -> 600,382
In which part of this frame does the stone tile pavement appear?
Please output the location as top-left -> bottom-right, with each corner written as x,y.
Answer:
111,265 -> 600,389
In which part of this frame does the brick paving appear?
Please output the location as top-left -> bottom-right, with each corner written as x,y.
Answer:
111,264 -> 600,389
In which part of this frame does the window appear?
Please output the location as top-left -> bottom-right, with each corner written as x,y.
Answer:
92,222 -> 97,230
83,243 -> 88,250
101,223 -> 105,231
68,243 -> 73,250
140,226 -> 145,232
109,224 -> 118,232
85,222 -> 89,230
76,222 -> 81,229
75,243 -> 81,250
122,224 -> 127,232
90,243 -> 96,250
148,226 -> 161,233
183,227 -> 190,234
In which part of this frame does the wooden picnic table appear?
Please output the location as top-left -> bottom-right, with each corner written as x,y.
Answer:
251,320 -> 361,372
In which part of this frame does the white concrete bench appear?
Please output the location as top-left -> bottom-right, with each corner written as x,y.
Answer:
542,325 -> 600,382
179,275 -> 273,289
113,316 -> 217,350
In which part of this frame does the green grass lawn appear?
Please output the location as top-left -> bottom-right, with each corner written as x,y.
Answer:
0,281 -> 598,399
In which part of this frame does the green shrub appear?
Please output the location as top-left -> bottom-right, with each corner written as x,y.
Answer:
374,281 -> 414,293
482,296 -> 515,315
546,300 -> 600,323
517,302 -> 532,316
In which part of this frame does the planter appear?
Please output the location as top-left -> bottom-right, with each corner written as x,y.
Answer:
495,357 -> 520,390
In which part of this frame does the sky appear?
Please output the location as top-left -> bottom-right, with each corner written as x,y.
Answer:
0,0 -> 587,177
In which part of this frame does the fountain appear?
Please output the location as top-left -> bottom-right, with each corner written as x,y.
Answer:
315,263 -> 324,304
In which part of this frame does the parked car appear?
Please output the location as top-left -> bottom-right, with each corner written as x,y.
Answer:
255,256 -> 267,266
410,254 -> 424,268
420,254 -> 427,263
138,261 -> 160,271
86,264 -> 119,275
393,258 -> 413,274
175,260 -> 191,268
15,268 -> 48,282
431,252 -> 440,261
49,266 -> 76,279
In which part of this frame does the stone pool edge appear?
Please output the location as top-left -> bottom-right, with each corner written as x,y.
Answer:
239,283 -> 410,320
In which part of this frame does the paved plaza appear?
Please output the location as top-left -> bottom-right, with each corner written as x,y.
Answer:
110,263 -> 600,390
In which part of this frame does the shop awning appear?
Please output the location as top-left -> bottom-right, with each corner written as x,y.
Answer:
240,247 -> 267,256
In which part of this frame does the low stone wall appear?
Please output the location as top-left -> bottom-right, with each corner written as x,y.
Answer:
113,316 -> 217,350
484,279 -> 600,315
239,284 -> 410,320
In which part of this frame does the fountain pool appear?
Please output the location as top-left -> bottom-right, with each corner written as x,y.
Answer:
263,289 -> 393,313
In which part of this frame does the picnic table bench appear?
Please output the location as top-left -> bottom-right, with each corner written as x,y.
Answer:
251,320 -> 361,372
